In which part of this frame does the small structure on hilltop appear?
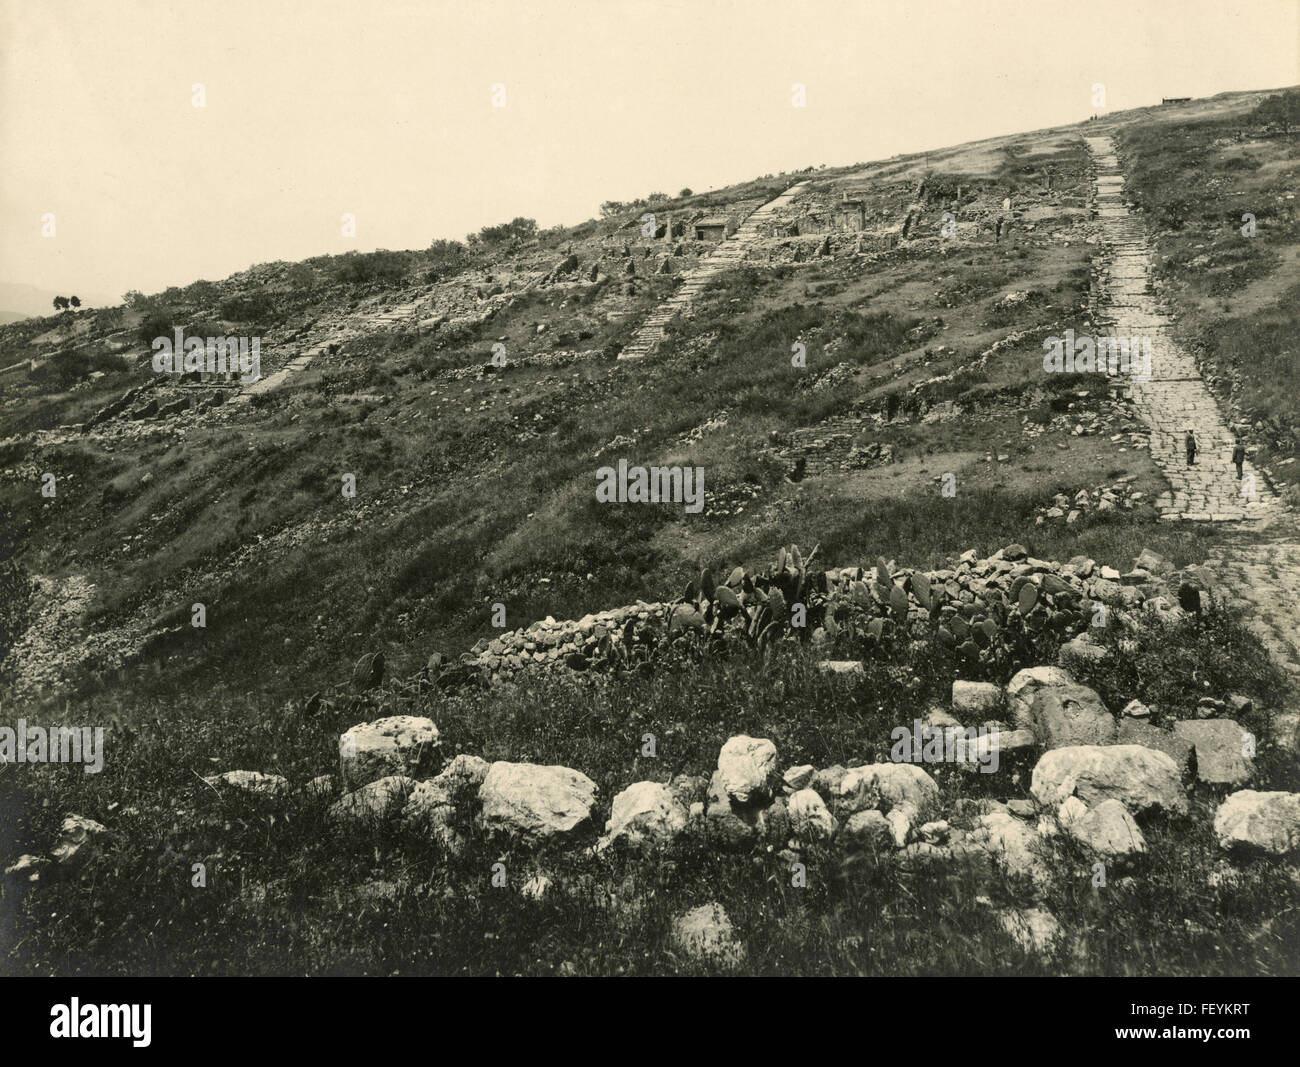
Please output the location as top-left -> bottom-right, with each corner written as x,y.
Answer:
693,217 -> 729,242
1161,97 -> 1191,105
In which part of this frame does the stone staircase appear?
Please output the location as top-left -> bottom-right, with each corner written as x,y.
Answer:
231,319 -> 350,405
617,180 -> 810,359
1085,135 -> 1278,522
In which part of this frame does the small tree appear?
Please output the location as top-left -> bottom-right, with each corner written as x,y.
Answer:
1251,89 -> 1300,135
138,311 -> 174,347
69,295 -> 81,308
427,238 -> 470,277
52,295 -> 69,311
473,217 -> 538,245
678,188 -> 693,198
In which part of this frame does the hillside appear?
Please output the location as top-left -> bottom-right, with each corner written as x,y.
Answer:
2,86 -> 1299,977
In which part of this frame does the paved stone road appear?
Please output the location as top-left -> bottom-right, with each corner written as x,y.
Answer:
1087,135 -> 1298,744
1202,531 -> 1300,679
1086,135 -> 1276,521
617,181 -> 809,359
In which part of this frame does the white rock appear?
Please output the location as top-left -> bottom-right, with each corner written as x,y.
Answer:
952,680 -> 1001,716
201,770 -> 289,800
339,715 -> 439,789
783,764 -> 815,792
1057,795 -> 1089,827
478,762 -> 598,839
919,820 -> 950,843
1172,720 -> 1255,786
817,660 -> 864,676
923,707 -> 963,730
840,808 -> 893,848
49,815 -> 108,869
598,781 -> 688,850
885,807 -> 913,847
520,874 -> 552,900
428,753 -> 491,804
836,763 -> 939,815
717,735 -> 778,804
788,788 -> 836,840
1006,665 -> 1075,728
403,780 -> 461,849
1031,683 -> 1116,748
1031,745 -> 1188,816
1213,790 -> 1300,856
973,811 -> 1050,884
1060,632 -> 1108,667
3,854 -> 46,883
329,775 -> 415,825
1065,798 -> 1146,859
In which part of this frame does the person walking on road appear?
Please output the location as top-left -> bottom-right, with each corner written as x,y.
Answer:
1185,429 -> 1197,467
1232,437 -> 1246,480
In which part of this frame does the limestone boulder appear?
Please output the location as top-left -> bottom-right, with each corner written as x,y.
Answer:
1006,666 -> 1074,729
1132,549 -> 1173,576
782,765 -> 815,792
839,809 -> 893,849
971,811 -> 1050,885
1031,745 -> 1188,816
329,775 -> 415,826
998,907 -> 1061,957
339,715 -> 440,788
1213,790 -> 1300,856
1172,720 -> 1255,787
1060,632 -> 1108,668
788,788 -> 836,841
477,762 -> 598,840
403,780 -> 462,851
1063,798 -> 1146,860
817,660 -> 864,676
597,781 -> 688,850
1031,683 -> 1116,748
1118,719 -> 1195,778
428,753 -> 490,805
716,735 -> 778,804
835,763 -> 939,817
952,680 -> 1001,717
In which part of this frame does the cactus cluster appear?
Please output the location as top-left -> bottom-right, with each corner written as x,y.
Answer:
827,556 -> 1086,673
673,543 -> 829,651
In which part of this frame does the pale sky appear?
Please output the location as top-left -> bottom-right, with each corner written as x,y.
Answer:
2,0 -> 1296,303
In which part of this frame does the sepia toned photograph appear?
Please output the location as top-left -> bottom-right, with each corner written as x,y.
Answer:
1,0 -> 1297,1018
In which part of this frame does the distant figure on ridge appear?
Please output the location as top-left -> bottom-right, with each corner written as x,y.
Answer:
1232,437 -> 1246,480
1185,429 -> 1197,467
